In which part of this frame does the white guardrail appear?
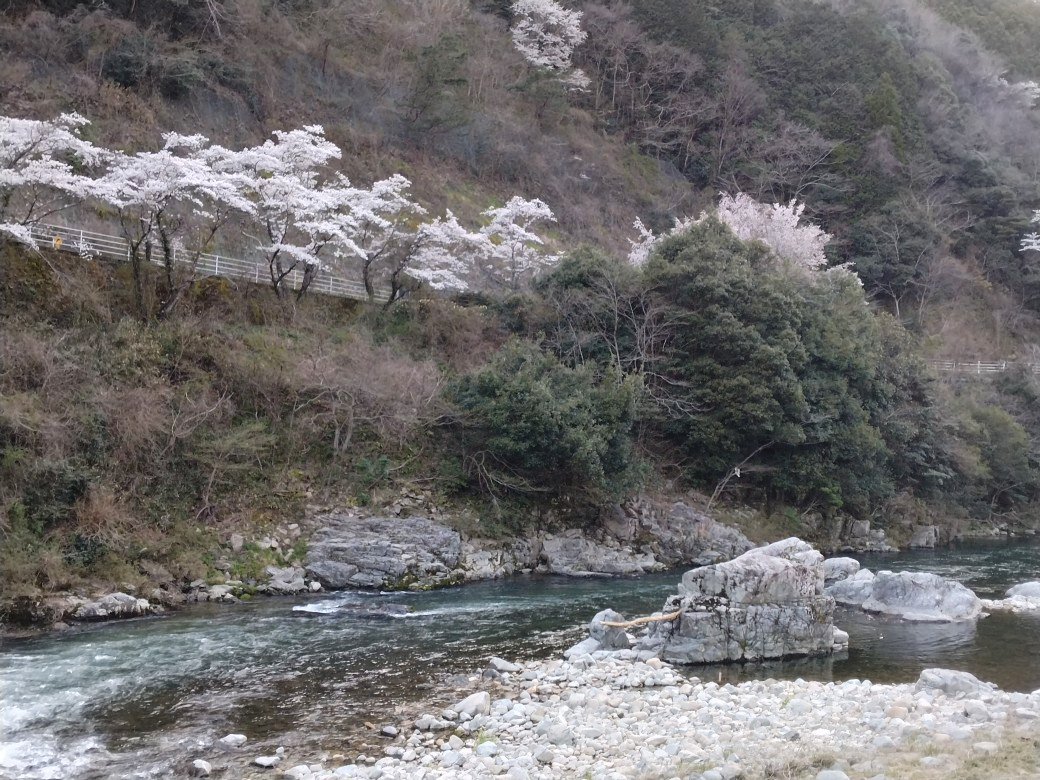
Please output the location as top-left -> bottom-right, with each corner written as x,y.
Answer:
927,360 -> 1040,375
26,222 -> 384,303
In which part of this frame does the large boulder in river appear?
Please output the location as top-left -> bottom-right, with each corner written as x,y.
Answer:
826,569 -> 876,607
861,570 -> 981,622
305,514 -> 463,590
644,538 -> 836,664
589,608 -> 630,650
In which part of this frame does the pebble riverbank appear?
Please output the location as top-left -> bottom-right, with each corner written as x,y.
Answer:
215,655 -> 1040,780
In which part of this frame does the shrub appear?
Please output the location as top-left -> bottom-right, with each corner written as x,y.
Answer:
450,339 -> 644,502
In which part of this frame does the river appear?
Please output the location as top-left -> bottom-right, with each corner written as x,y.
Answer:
1,538 -> 1037,779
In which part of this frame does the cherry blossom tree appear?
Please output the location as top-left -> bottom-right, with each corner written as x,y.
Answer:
226,125 -> 364,301
510,0 -> 589,90
626,214 -> 701,267
628,193 -> 832,274
1023,211 -> 1040,253
480,196 -> 558,289
409,210 -> 491,294
100,132 -> 254,319
346,173 -> 427,303
0,113 -> 109,247
716,192 -> 831,272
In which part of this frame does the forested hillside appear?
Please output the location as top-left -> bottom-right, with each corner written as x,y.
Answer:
2,0 -> 1040,605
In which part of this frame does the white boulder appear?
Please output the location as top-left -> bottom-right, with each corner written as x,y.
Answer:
823,557 -> 860,586
916,668 -> 995,697
826,569 -> 876,606
862,571 -> 981,622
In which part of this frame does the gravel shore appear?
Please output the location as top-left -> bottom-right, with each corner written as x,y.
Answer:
238,656 -> 1040,780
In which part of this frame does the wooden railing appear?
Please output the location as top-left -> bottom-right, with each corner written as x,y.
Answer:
24,222 -> 386,302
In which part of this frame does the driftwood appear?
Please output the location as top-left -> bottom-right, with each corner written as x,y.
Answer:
601,610 -> 681,629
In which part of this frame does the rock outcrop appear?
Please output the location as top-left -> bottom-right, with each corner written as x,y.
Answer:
540,532 -> 661,576
640,538 -> 838,664
302,501 -> 755,590
305,514 -> 466,590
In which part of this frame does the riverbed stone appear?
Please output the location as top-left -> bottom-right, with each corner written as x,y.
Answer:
254,755 -> 281,767
1008,581 -> 1040,599
825,569 -> 876,606
862,571 -> 981,622
488,657 -> 521,673
453,691 -> 491,717
219,733 -> 247,747
589,609 -> 630,650
190,759 -> 212,777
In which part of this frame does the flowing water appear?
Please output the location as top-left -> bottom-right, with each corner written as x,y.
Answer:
1,538 -> 1037,779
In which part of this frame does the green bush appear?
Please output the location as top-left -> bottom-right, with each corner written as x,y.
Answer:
451,340 -> 645,503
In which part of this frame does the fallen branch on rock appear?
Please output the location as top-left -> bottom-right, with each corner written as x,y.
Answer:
601,610 -> 681,628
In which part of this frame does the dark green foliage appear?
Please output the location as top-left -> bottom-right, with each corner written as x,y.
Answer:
403,33 -> 471,138
451,340 -> 645,502
645,221 -> 810,480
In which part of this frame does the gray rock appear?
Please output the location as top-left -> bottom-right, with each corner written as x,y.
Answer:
909,525 -> 940,548
540,535 -> 660,576
850,520 -> 870,539
823,557 -> 860,586
190,759 -> 212,777
563,637 -> 601,658
266,565 -> 308,594
826,569 -> 876,607
72,592 -> 152,621
649,538 -> 835,664
305,514 -> 463,590
534,746 -> 555,764
589,609 -> 630,650
229,533 -> 244,552
439,751 -> 462,767
916,668 -> 995,697
453,692 -> 491,717
380,725 -> 398,738
816,772 -> 850,780
219,733 -> 247,747
640,502 -> 754,568
304,560 -> 360,590
254,755 -> 280,768
862,571 -> 981,622
475,742 -> 498,757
